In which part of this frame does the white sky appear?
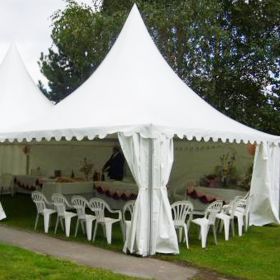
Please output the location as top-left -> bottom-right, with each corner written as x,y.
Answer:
0,0 -> 95,86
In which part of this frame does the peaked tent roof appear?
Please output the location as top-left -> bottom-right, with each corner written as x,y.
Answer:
0,6 -> 279,144
0,44 -> 53,131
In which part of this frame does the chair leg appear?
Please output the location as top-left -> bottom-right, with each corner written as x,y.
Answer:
60,217 -> 64,231
223,218 -> 230,241
81,220 -> 85,234
212,224 -> 218,245
219,219 -> 224,233
123,223 -> 131,253
105,222 -> 113,244
43,213 -> 51,233
237,215 -> 243,236
200,225 -> 208,248
125,223 -> 131,243
183,224 -> 189,249
178,227 -> 183,243
245,214 -> 249,231
64,217 -> 72,237
86,219 -> 93,241
75,218 -> 80,237
231,219 -> 235,237
54,216 -> 59,234
101,224 -> 106,236
34,214 -> 39,230
92,222 -> 98,242
120,221 -> 125,242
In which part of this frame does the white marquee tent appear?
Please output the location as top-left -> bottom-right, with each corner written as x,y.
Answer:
0,44 -> 53,130
0,5 -> 279,256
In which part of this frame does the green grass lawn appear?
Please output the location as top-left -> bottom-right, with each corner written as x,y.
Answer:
0,242 -> 140,280
1,194 -> 280,280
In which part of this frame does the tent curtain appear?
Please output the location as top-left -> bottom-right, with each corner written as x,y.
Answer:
118,132 -> 178,256
0,202 -> 6,221
118,132 -> 150,256
250,142 -> 280,225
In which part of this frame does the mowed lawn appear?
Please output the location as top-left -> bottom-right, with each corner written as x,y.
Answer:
0,242 -> 140,280
1,194 -> 280,280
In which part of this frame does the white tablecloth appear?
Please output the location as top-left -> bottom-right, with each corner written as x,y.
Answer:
189,186 -> 246,202
42,181 -> 94,201
14,175 -> 53,193
187,186 -> 246,212
93,180 -> 138,209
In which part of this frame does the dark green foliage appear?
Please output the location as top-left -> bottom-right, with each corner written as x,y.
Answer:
39,0 -> 280,134
39,0 -> 125,103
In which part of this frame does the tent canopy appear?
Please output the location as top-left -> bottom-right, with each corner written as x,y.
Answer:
0,6 -> 279,144
0,44 -> 53,131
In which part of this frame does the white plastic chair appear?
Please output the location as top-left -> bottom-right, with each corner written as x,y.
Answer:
171,200 -> 193,248
71,195 -> 96,241
88,198 -> 122,244
52,193 -> 77,237
216,196 -> 240,240
0,173 -> 14,196
192,200 -> 223,248
31,191 -> 56,233
235,192 -> 251,232
122,200 -> 135,242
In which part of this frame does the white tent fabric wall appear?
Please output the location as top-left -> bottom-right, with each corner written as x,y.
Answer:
119,132 -> 178,255
250,143 -> 280,225
0,140 -> 254,187
0,145 -> 25,175
171,141 -> 254,189
28,140 -> 117,178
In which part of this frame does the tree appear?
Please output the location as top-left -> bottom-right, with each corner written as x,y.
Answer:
39,0 -> 124,103
39,0 -> 280,134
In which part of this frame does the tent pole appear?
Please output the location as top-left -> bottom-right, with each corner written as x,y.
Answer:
148,138 -> 154,255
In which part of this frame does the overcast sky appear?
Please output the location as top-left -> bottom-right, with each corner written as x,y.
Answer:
0,0 -> 94,86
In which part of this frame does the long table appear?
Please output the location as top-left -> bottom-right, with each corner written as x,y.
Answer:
13,175 -> 53,193
186,185 -> 246,212
93,180 -> 138,209
42,181 -> 94,201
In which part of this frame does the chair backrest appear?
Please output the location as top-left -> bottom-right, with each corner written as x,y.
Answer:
52,193 -> 68,216
88,198 -> 108,222
71,195 -> 88,219
227,196 -> 242,218
243,191 -> 250,200
0,173 -> 13,188
205,200 -> 223,223
237,193 -> 252,214
31,191 -> 47,214
122,200 -> 135,223
171,200 -> 193,224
